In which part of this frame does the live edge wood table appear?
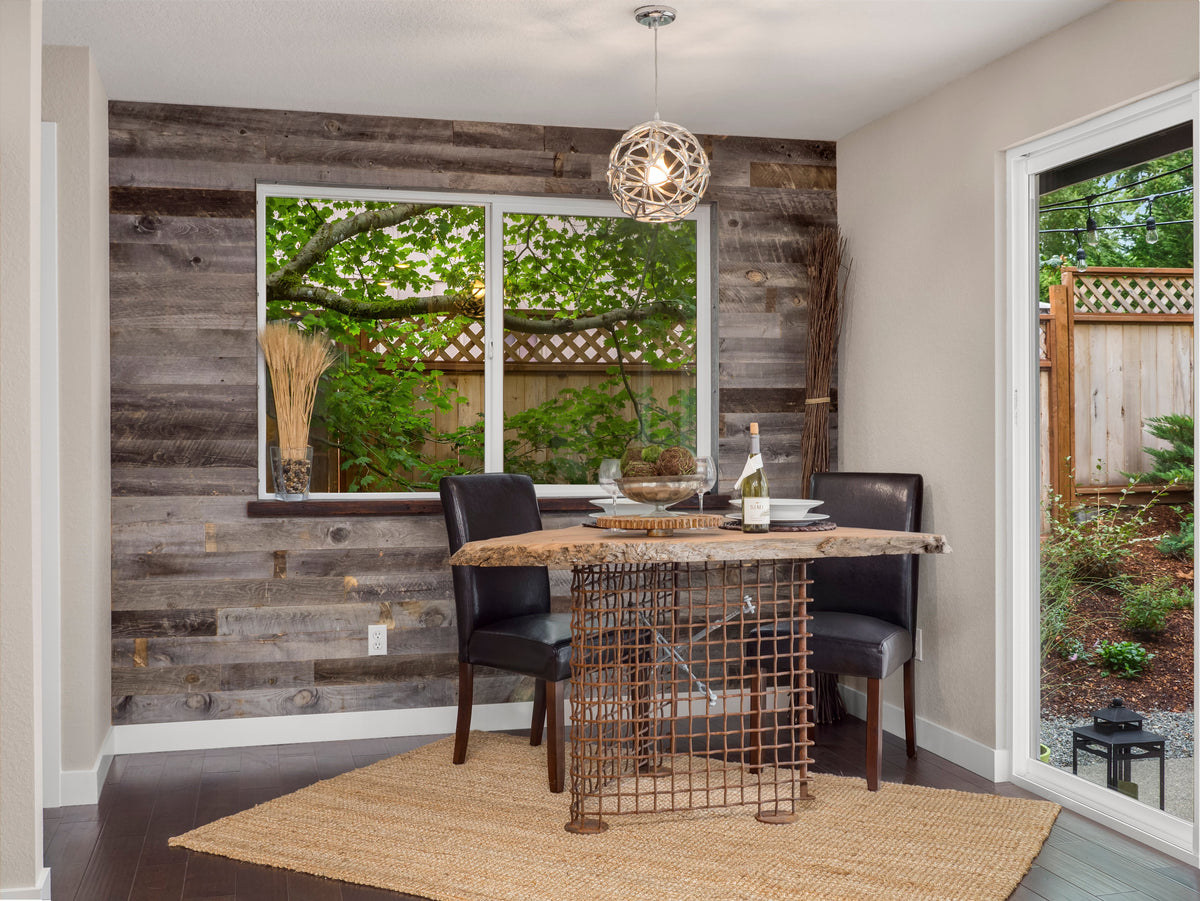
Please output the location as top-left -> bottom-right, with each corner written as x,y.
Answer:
449,524 -> 949,834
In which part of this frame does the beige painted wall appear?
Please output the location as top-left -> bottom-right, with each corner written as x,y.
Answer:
836,1 -> 1199,749
0,0 -> 44,891
42,46 -> 111,778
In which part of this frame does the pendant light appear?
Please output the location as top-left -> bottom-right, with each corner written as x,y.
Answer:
607,6 -> 710,222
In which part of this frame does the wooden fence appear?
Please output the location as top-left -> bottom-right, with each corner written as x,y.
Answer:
1041,267 -> 1194,510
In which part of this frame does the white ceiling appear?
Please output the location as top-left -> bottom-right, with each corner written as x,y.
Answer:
43,0 -> 1110,140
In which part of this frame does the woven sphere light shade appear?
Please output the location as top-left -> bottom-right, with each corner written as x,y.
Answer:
607,118 -> 710,222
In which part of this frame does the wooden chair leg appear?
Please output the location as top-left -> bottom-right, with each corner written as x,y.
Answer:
530,679 -> 546,747
866,677 -> 882,791
453,662 -> 473,765
546,679 -> 566,793
903,659 -> 917,759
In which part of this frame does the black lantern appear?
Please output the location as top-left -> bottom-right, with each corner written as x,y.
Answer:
1091,698 -> 1143,734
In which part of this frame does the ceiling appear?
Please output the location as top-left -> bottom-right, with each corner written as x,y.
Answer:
42,0 -> 1111,140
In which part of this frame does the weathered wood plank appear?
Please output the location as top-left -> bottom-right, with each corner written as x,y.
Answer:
216,603 -> 397,637
111,495 -> 253,525
110,156 -> 455,192
750,162 -> 838,191
111,400 -> 256,442
111,326 -> 255,360
110,522 -> 206,556
110,680 -> 454,725
112,626 -> 456,667
111,465 -> 256,497
111,661 -> 315,696
111,438 -> 256,467
109,213 -> 255,245
202,518 -> 447,553
453,120 -> 544,151
314,653 -> 458,685
109,241 -> 255,275
709,135 -> 836,165
108,189 -> 256,219
112,610 -> 218,639
113,578 -> 271,611
286,547 -> 451,577
111,550 -> 275,582
109,272 -> 256,327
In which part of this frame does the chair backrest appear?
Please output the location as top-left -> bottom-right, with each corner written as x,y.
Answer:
440,474 -> 552,661
807,472 -> 923,633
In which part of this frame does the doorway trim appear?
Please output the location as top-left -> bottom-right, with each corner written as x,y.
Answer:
1003,79 -> 1200,860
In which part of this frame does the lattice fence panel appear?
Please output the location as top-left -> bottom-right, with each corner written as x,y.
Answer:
369,317 -> 690,367
1074,274 -> 1194,315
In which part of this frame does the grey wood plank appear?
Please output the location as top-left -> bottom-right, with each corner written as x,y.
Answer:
202,518 -> 447,553
111,550 -> 275,582
111,495 -> 256,526
111,465 -> 257,497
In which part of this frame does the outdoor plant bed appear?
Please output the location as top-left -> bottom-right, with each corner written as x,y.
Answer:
1041,502 -> 1193,720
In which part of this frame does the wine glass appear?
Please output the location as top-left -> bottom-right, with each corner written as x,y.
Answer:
695,457 -> 716,513
598,458 -> 622,516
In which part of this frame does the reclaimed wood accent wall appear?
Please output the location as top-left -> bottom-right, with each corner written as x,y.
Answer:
109,102 -> 837,725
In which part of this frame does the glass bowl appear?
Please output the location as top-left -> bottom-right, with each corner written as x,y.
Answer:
615,475 -> 706,516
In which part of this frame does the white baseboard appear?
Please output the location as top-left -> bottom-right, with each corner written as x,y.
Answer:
0,867 -> 51,900
110,702 -> 536,755
838,685 -> 1004,781
55,732 -> 114,807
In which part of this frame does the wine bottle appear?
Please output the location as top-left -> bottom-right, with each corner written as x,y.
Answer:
735,422 -> 770,533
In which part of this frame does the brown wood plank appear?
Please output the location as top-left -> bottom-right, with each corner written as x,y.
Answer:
749,161 -> 837,191
112,609 -> 218,638
110,213 -> 256,245
110,240 -> 255,275
285,547 -> 450,577
453,120 -> 544,150
112,465 -> 257,497
109,187 -> 257,218
203,518 -> 446,553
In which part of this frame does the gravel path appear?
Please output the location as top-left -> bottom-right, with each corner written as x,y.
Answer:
1040,710 -> 1194,768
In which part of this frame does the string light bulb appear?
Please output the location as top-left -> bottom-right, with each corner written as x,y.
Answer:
1074,230 -> 1088,273
1085,199 -> 1099,245
1145,198 -> 1159,245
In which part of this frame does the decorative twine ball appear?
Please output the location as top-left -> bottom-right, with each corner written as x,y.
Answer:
453,293 -> 486,320
656,445 -> 696,476
607,119 -> 710,223
623,460 -> 659,478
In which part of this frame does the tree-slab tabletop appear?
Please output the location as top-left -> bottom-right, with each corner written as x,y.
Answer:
449,524 -> 951,568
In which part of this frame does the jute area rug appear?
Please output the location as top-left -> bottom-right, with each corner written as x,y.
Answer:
170,731 -> 1059,901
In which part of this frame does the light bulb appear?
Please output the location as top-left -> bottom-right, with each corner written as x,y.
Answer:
1145,217 -> 1159,245
1086,215 -> 1099,245
1075,246 -> 1087,273
646,156 -> 670,187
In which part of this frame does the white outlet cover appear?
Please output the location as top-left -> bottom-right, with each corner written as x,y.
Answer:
368,624 -> 387,655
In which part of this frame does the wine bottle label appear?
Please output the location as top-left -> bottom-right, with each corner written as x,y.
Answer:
734,454 -> 763,490
743,497 -> 770,525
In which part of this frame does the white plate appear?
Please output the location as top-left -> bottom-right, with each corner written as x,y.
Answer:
725,512 -> 829,524
769,498 -> 824,517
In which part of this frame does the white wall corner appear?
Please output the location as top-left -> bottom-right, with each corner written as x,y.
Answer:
0,867 -> 51,901
839,684 -> 1007,782
55,728 -> 113,807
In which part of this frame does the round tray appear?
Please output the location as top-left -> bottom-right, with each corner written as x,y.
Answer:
594,512 -> 725,537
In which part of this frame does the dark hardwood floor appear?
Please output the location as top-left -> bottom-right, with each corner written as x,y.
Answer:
44,715 -> 1200,900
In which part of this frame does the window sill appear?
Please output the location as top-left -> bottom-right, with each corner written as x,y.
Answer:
246,495 -> 731,517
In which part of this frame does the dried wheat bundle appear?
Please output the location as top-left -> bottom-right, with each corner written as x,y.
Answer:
258,322 -> 336,456
799,227 -> 850,493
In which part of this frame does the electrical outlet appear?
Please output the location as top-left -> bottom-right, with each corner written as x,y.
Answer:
368,624 -> 387,656
914,628 -> 924,662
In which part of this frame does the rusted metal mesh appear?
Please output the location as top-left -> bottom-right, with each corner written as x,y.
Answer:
568,561 -> 812,829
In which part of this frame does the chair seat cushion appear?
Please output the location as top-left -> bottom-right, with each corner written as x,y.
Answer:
747,612 -> 912,681
468,613 -> 572,682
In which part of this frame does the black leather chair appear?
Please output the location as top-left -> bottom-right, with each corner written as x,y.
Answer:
748,472 -> 923,791
440,474 -> 572,792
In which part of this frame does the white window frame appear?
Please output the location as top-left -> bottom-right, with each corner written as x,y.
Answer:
1003,81 -> 1199,860
256,183 -> 714,499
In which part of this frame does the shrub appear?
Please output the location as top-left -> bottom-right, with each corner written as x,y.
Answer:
1120,580 -> 1173,637
1095,640 -> 1153,679
1167,584 -> 1195,610
1133,414 -> 1193,559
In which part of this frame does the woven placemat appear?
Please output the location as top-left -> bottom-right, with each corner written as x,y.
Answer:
721,519 -> 838,532
170,732 -> 1059,901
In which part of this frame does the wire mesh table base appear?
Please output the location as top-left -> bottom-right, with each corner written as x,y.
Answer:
566,560 -> 812,834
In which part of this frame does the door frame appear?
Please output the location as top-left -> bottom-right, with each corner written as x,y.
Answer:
1003,80 -> 1200,859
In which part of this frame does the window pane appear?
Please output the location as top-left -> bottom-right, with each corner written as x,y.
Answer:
501,213 -> 699,484
264,197 -> 485,491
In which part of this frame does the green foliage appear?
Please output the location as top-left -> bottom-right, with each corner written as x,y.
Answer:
1094,640 -> 1154,679
1120,580 -> 1173,638
1038,149 -> 1193,303
266,197 -> 701,490
1128,413 -> 1194,559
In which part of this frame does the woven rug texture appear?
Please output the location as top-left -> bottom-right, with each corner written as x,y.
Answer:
170,731 -> 1059,901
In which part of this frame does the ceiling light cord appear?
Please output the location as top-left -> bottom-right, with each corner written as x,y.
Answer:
653,19 -> 660,120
